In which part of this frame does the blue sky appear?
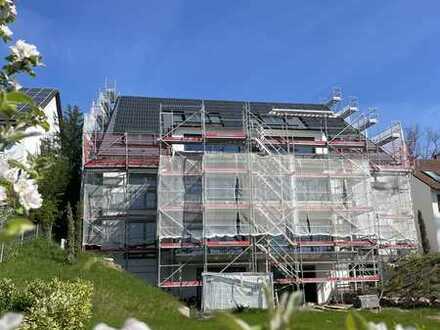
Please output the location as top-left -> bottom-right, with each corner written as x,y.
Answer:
12,1 -> 440,132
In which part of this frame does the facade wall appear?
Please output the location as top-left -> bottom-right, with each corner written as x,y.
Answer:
411,175 -> 440,251
6,96 -> 60,157
431,189 -> 440,250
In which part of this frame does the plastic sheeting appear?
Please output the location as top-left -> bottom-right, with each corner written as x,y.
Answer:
157,153 -> 417,245
83,171 -> 157,249
371,173 -> 417,243
202,272 -> 273,311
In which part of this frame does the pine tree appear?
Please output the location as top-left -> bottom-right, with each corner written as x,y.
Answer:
60,105 -> 84,207
74,201 -> 82,254
66,202 -> 75,263
418,210 -> 431,254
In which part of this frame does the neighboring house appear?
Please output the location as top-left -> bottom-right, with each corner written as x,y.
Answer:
412,159 -> 440,251
0,88 -> 62,157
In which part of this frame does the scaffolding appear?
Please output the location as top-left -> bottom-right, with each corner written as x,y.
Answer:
82,86 -> 160,282
81,86 -> 418,303
156,97 -> 418,302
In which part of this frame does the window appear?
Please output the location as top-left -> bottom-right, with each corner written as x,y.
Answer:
294,146 -> 315,154
185,143 -> 204,152
185,113 -> 201,124
208,113 -> 222,124
423,171 -> 440,183
223,145 -> 240,153
285,116 -> 306,128
164,111 -> 184,125
145,191 -> 157,209
262,116 -> 284,126
129,174 -> 156,188
172,112 -> 185,123
128,174 -> 157,209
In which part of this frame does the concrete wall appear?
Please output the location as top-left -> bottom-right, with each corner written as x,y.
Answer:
315,263 -> 334,304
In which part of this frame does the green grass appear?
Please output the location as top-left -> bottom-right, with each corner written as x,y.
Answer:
1,239 -> 439,330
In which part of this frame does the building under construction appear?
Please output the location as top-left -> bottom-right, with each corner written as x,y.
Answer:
82,86 -> 418,307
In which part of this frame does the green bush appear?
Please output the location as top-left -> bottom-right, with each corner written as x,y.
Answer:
0,278 -> 93,330
0,278 -> 17,313
382,253 -> 440,303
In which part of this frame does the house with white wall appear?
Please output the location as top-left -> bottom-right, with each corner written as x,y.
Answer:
0,88 -> 62,157
412,159 -> 440,252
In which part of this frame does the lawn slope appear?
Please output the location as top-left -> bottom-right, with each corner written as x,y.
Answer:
0,240 -> 218,330
1,240 -> 439,330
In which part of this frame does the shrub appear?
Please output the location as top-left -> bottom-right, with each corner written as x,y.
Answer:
0,278 -> 17,313
382,252 -> 440,305
0,278 -> 93,330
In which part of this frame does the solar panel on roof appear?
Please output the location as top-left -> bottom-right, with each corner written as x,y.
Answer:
109,95 -> 339,134
423,171 -> 440,183
16,88 -> 57,111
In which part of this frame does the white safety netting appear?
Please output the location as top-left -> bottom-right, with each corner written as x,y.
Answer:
157,153 -> 417,245
83,171 -> 157,248
371,173 -> 417,243
205,153 -> 251,237
202,272 -> 273,311
157,155 -> 203,238
83,172 -> 127,248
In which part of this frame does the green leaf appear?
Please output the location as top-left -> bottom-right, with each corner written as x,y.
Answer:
0,217 -> 35,241
6,91 -> 34,105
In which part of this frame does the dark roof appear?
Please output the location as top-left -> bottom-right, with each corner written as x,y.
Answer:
108,95 -> 348,134
0,88 -> 62,124
414,160 -> 440,190
20,88 -> 59,109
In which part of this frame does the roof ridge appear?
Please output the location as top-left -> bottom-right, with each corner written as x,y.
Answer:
117,95 -> 328,107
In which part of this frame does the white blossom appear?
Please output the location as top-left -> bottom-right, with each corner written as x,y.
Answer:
395,326 -> 416,330
0,150 -> 25,183
5,147 -> 26,163
0,158 -> 9,174
93,319 -> 151,330
9,40 -> 40,63
94,324 -> 117,330
121,319 -> 152,330
0,1 -> 16,21
0,24 -> 12,38
0,186 -> 7,205
0,158 -> 17,183
13,177 -> 42,211
9,79 -> 21,90
0,313 -> 23,330
367,322 -> 388,330
8,2 -> 16,17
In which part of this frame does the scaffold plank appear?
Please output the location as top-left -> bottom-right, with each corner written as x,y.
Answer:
160,280 -> 202,288
160,240 -> 251,249
275,275 -> 380,284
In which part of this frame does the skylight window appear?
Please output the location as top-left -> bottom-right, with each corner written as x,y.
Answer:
172,113 -> 184,123
423,170 -> 440,183
185,113 -> 201,124
208,114 -> 222,124
263,116 -> 284,126
285,117 -> 306,128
